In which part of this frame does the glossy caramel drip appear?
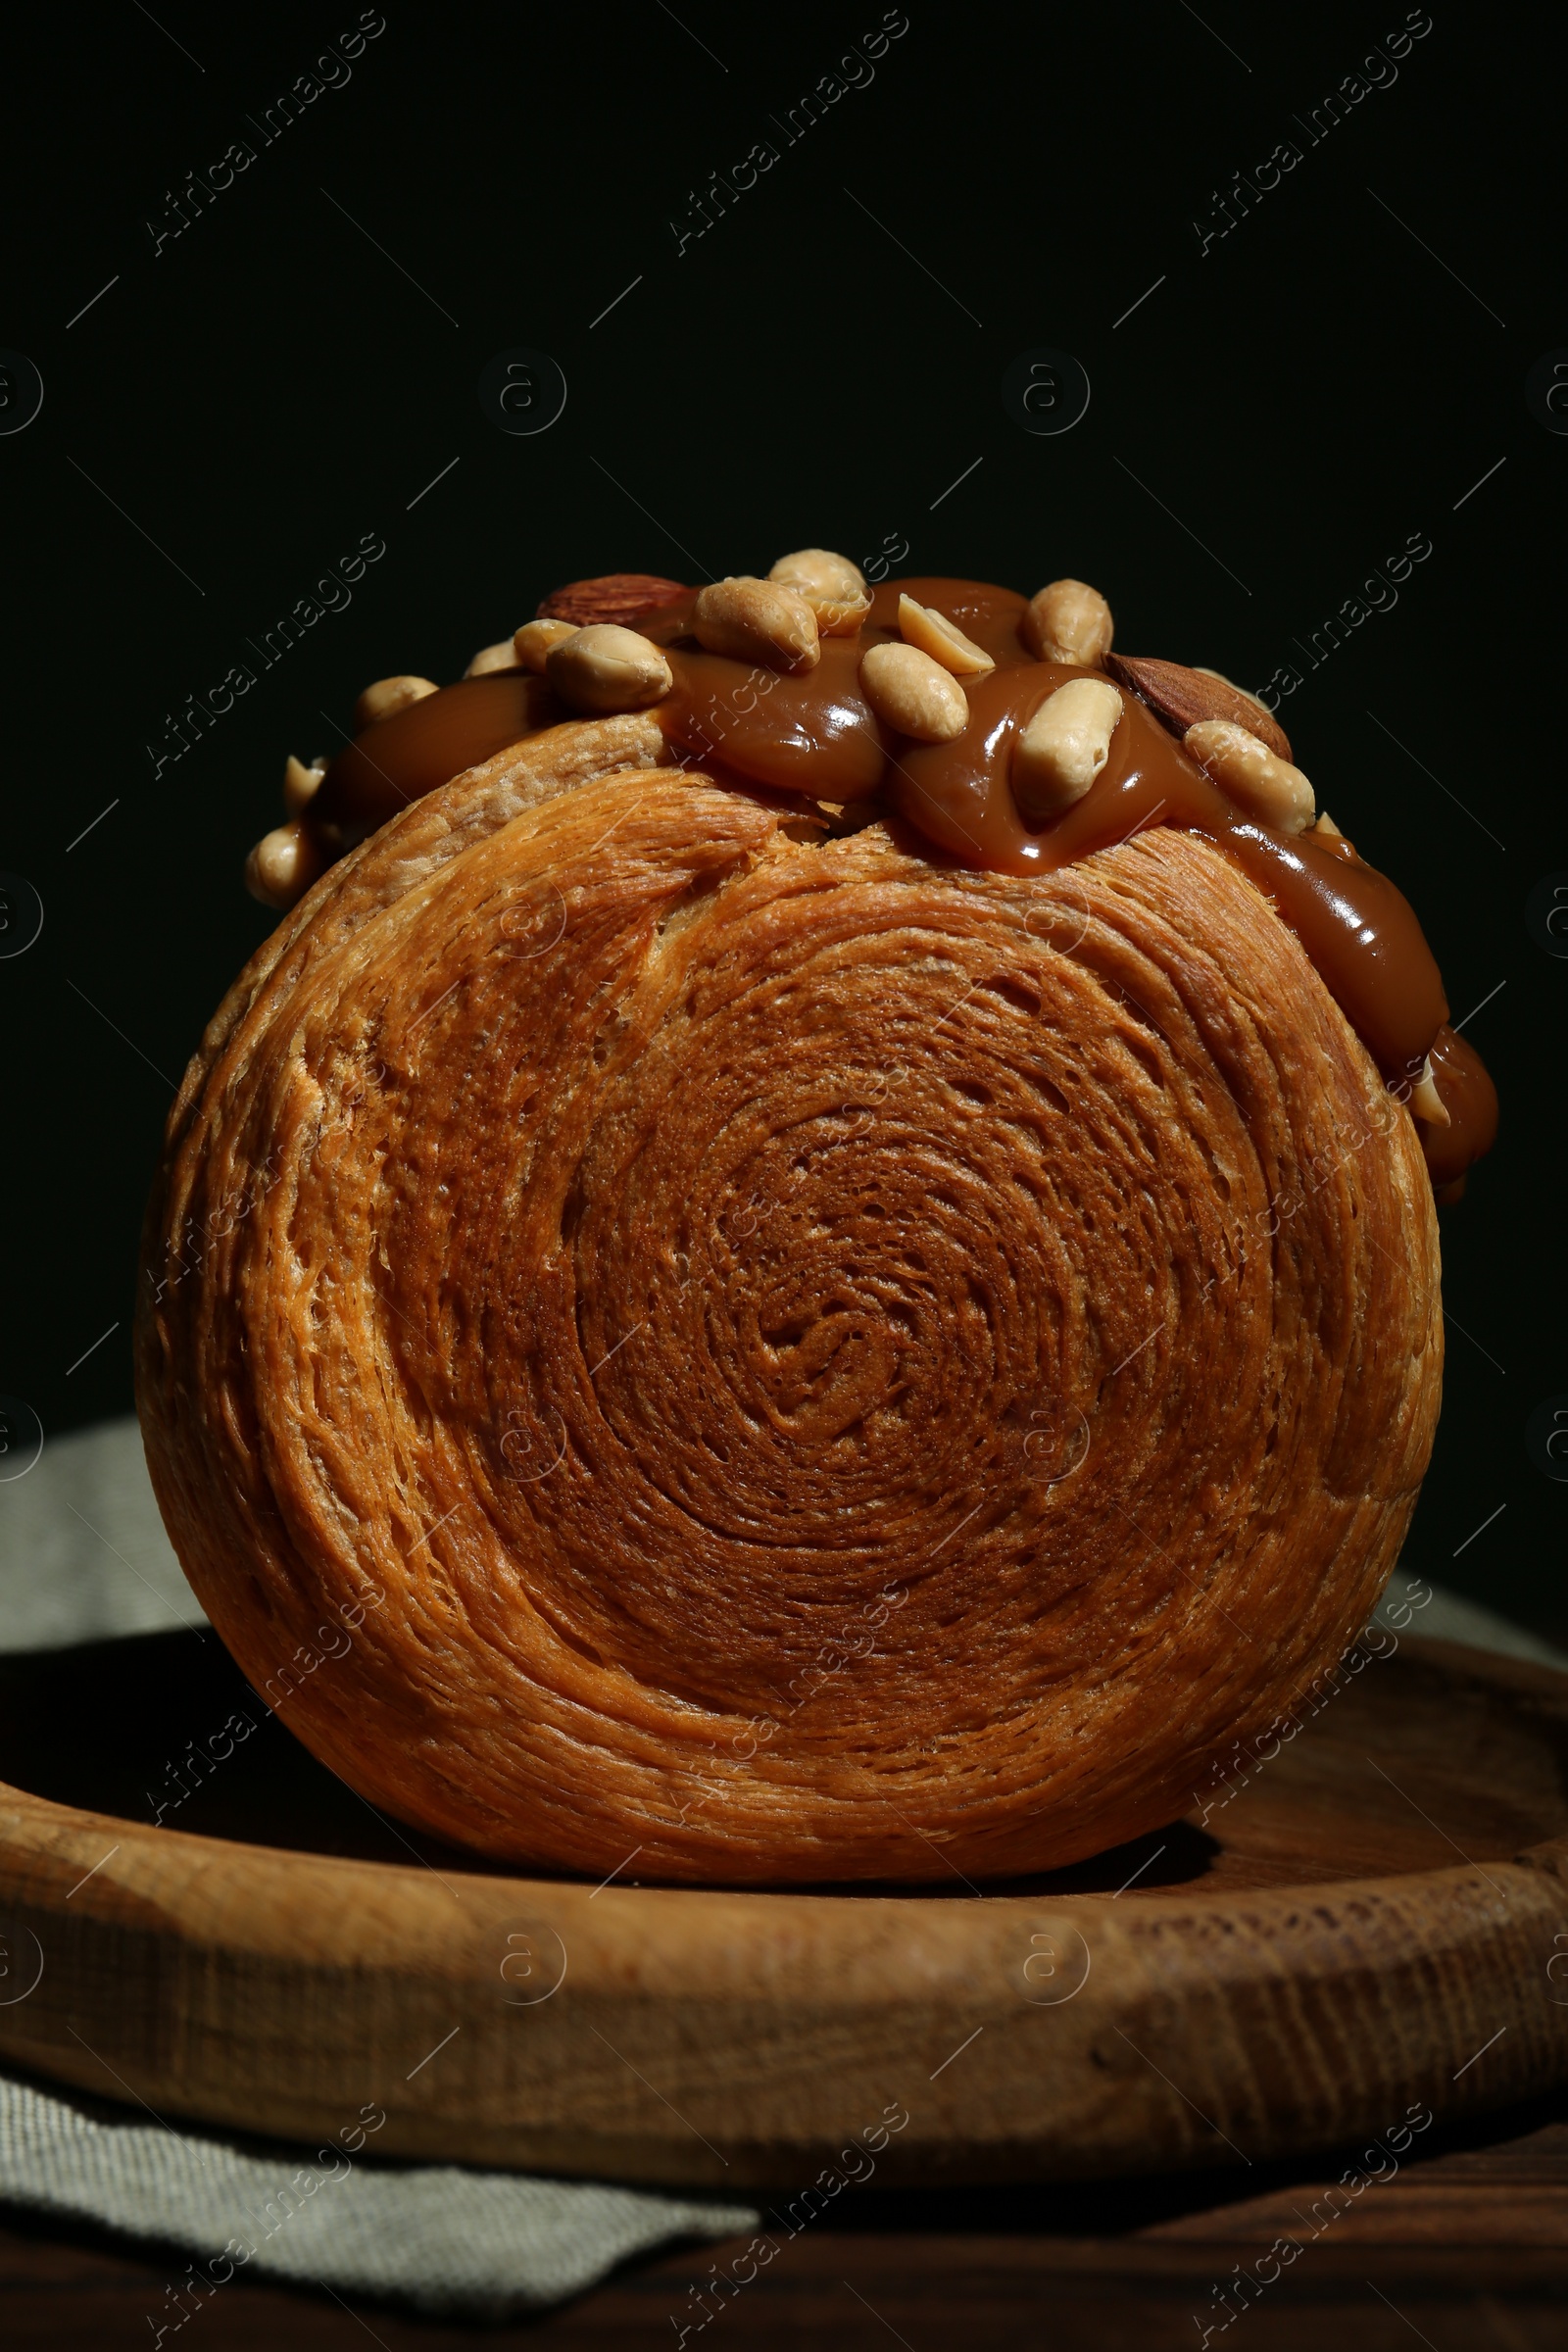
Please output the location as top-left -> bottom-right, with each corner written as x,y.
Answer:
866,576 -> 1038,664
647,578 -> 1038,806
313,671 -> 565,841
1417,1024 -> 1498,1189
889,662 -> 1449,1078
660,634 -> 895,803
308,574 -> 1493,1180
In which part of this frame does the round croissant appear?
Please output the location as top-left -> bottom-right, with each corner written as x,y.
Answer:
136,721 -> 1441,1884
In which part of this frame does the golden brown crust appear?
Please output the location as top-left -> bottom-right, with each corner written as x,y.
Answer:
136,732 -> 1442,1885
169,712 -> 667,1159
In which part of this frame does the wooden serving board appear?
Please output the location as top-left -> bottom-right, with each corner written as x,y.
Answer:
0,1631 -> 1565,2190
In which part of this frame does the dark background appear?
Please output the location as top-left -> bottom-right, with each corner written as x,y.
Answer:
2,3 -> 1561,1632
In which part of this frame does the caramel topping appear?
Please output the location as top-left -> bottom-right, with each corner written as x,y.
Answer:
308,572 -> 1494,1185
887,661 -> 1448,1077
868,576 -> 1036,664
1417,1024 -> 1498,1190
313,671 -> 564,839
661,637 -> 894,801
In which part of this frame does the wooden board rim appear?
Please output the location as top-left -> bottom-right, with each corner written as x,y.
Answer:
0,1635 -> 1565,2188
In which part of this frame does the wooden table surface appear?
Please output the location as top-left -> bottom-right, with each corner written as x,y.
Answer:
4,2091 -> 1566,2347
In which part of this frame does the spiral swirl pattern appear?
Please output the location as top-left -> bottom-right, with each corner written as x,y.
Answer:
137,736 -> 1442,1882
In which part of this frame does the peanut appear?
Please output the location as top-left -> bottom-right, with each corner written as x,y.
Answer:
1184,720 -> 1316,835
244,820 -> 325,910
858,642 -> 969,742
1011,679 -> 1122,825
352,675 -> 439,730
1022,578 -> 1114,669
545,622 -> 673,714
282,755 -> 326,815
513,618 -> 580,675
694,576 -> 820,672
768,548 -> 870,636
1408,1055 -> 1450,1127
466,639 -> 523,677
897,594 -> 995,677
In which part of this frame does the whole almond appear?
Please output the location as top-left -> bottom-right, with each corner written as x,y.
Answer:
546,622 -> 673,713
1021,579 -> 1114,668
694,576 -> 821,672
858,642 -> 969,741
537,573 -> 689,626
1108,655 -> 1294,761
898,595 -> 995,677
1184,720 -> 1315,834
1195,665 -> 1281,729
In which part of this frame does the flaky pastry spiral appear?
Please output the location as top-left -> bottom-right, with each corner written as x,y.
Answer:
136,719 -> 1441,1883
